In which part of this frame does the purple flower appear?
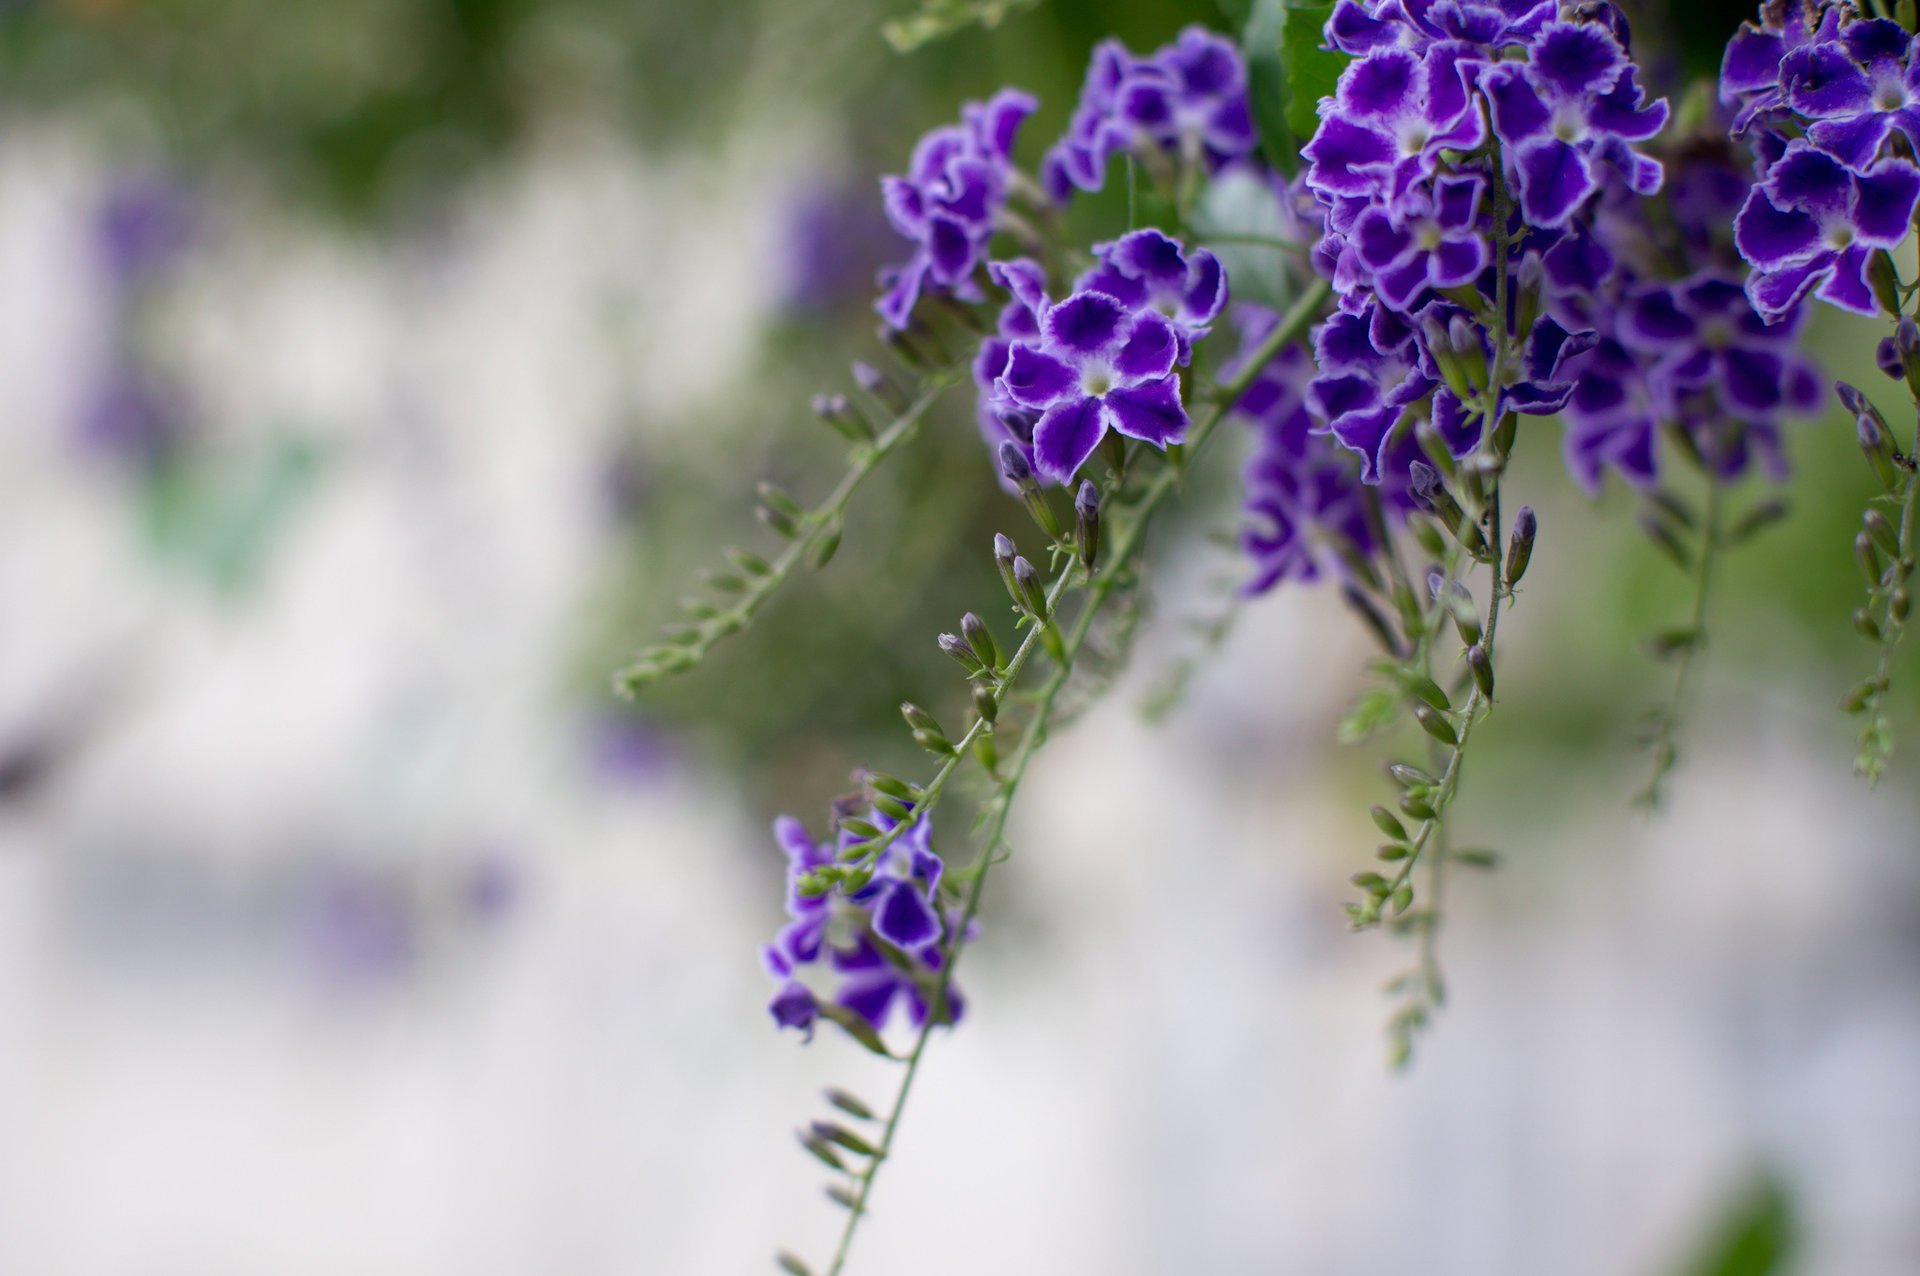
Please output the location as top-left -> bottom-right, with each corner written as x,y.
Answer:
1481,21 -> 1668,227
762,804 -> 964,1037
997,288 -> 1189,483
1074,229 -> 1227,360
877,88 -> 1037,329
1619,275 -> 1822,422
1327,0 -> 1556,55
1349,173 -> 1489,308
1237,333 -> 1383,593
1720,0 -> 1852,141
1734,140 -> 1920,319
1560,338 -> 1660,493
1778,19 -> 1920,169
1042,27 -> 1254,202
973,258 -> 1049,478
1306,303 -> 1434,482
1303,43 -> 1484,205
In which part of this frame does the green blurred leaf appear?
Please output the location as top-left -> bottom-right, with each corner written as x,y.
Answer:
1278,2 -> 1342,142
1242,0 -> 1296,173
1674,1173 -> 1796,1276
1242,1 -> 1346,173
881,0 -> 1040,52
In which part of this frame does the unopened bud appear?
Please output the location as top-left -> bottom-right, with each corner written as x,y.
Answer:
938,632 -> 986,677
998,440 -> 1033,486
1413,701 -> 1460,747
852,359 -> 906,412
1370,806 -> 1409,841
1894,588 -> 1912,623
1075,480 -> 1101,572
1012,555 -> 1049,620
1854,607 -> 1884,641
961,612 -> 1000,672
1467,643 -> 1494,698
811,392 -> 872,443
1858,532 -> 1886,587
1877,336 -> 1904,381
1865,508 -> 1900,557
993,533 -> 1018,597
973,682 -> 999,724
1506,506 -> 1537,585
901,701 -> 944,738
1859,412 -> 1900,492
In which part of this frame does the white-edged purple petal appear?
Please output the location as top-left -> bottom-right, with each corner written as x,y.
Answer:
1529,21 -> 1627,99
1001,343 -> 1079,409
1114,311 -> 1179,383
1514,136 -> 1595,228
1044,290 -> 1129,356
1105,376 -> 1190,447
1031,395 -> 1107,480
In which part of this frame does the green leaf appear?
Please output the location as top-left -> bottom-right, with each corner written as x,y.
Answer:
1338,686 -> 1400,744
881,0 -> 1039,53
1242,0 -> 1296,173
1278,3 -> 1344,143
1673,1173 -> 1796,1276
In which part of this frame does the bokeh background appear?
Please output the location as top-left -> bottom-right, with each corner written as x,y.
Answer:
0,1 -> 1914,1273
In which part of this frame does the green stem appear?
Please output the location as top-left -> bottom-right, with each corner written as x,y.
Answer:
1639,475 -> 1723,808
819,279 -> 1331,1276
617,371 -> 960,691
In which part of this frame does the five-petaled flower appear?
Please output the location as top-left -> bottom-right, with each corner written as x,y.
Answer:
1481,21 -> 1669,227
1735,139 -> 1920,318
998,289 -> 1190,483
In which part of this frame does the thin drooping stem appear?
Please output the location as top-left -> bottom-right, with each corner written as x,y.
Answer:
1639,475 -> 1723,808
618,371 -> 960,691
819,280 -> 1331,1276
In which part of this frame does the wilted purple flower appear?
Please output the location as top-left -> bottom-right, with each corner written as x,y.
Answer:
877,88 -> 1037,329
1481,21 -> 1668,227
1042,26 -> 1254,202
1074,229 -> 1227,361
1734,140 -> 1920,318
997,289 -> 1189,483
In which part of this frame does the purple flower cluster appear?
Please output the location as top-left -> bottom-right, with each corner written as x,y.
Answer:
1237,306 -> 1405,593
1549,127 -> 1823,491
976,230 -> 1223,484
1042,26 -> 1257,202
763,802 -> 963,1038
878,89 -> 1037,329
1290,3 -> 1664,489
1723,4 -> 1920,319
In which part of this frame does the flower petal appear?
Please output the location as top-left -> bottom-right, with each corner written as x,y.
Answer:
1031,395 -> 1107,481
1114,311 -> 1179,382
1105,377 -> 1189,447
1001,343 -> 1078,409
1044,290 -> 1129,356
